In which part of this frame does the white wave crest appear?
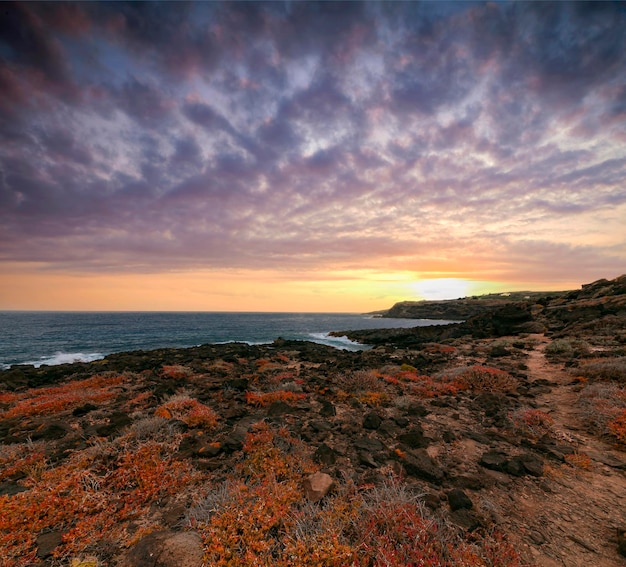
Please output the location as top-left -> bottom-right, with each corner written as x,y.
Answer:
24,352 -> 105,368
308,332 -> 369,351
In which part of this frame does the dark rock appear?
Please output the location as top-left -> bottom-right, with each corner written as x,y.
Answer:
0,481 -> 28,496
354,437 -> 384,452
465,431 -> 491,445
36,531 -> 63,558
448,488 -> 473,511
95,412 -> 132,437
505,458 -> 526,477
72,402 -> 98,416
519,453 -> 544,476
363,412 -> 382,430
442,430 -> 456,443
358,451 -> 379,468
310,420 -> 333,432
406,403 -> 428,417
430,397 -> 456,408
32,422 -> 71,441
222,405 -> 249,420
398,427 -> 429,449
314,443 -> 337,466
479,451 -> 508,472
403,450 -> 445,484
267,401 -> 294,416
451,474 -> 485,490
222,432 -> 245,453
489,344 -> 510,357
423,492 -> 441,510
225,378 -> 249,391
319,399 -> 336,417
618,527 -> 626,557
530,530 -> 546,545
394,415 -> 410,427
450,509 -> 482,531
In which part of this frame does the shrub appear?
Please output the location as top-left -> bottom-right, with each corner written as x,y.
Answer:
0,374 -> 126,420
608,409 -> 626,443
578,382 -> 626,442
0,433 -> 200,565
577,357 -> 626,383
511,408 -> 554,438
161,365 -> 194,380
340,370 -> 386,394
245,390 -> 305,407
450,365 -> 518,393
358,391 -> 389,407
545,338 -> 590,358
154,395 -> 219,429
564,452 -> 592,469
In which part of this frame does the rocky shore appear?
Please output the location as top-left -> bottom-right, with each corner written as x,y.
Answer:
1,276 -> 625,566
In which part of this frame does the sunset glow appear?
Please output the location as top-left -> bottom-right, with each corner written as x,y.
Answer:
1,2 -> 625,312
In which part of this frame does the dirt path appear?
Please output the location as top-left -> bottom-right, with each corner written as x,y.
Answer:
493,335 -> 626,566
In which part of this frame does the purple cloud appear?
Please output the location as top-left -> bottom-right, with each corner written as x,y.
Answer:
0,1 -> 624,286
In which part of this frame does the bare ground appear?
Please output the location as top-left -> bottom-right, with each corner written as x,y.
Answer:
488,335 -> 626,567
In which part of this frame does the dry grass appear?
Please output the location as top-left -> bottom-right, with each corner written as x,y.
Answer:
577,357 -> 626,384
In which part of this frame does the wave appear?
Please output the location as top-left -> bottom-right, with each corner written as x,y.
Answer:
308,332 -> 369,351
15,351 -> 106,369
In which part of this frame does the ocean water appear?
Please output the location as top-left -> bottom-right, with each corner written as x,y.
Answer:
0,311 -> 457,370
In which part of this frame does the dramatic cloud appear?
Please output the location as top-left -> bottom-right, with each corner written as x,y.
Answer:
1,1 -> 625,309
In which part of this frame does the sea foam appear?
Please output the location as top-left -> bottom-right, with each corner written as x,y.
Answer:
24,352 -> 105,368
308,332 -> 368,351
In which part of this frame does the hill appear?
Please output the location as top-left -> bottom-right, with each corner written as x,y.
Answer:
377,290 -> 569,320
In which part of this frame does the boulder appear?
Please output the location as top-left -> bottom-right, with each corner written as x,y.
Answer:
303,472 -> 334,502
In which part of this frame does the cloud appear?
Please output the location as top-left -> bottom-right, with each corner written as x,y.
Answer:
0,1 -> 624,290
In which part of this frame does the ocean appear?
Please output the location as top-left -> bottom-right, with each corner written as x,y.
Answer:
0,311 -> 457,370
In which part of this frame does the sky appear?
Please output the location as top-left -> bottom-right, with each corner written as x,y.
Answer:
1,1 -> 625,312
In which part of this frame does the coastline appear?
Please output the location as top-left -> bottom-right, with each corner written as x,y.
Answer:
1,276 -> 625,565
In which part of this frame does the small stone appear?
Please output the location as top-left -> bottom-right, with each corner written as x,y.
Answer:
447,488 -> 473,511
303,472 -> 334,502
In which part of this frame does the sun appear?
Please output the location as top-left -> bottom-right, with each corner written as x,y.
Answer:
413,278 -> 470,301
